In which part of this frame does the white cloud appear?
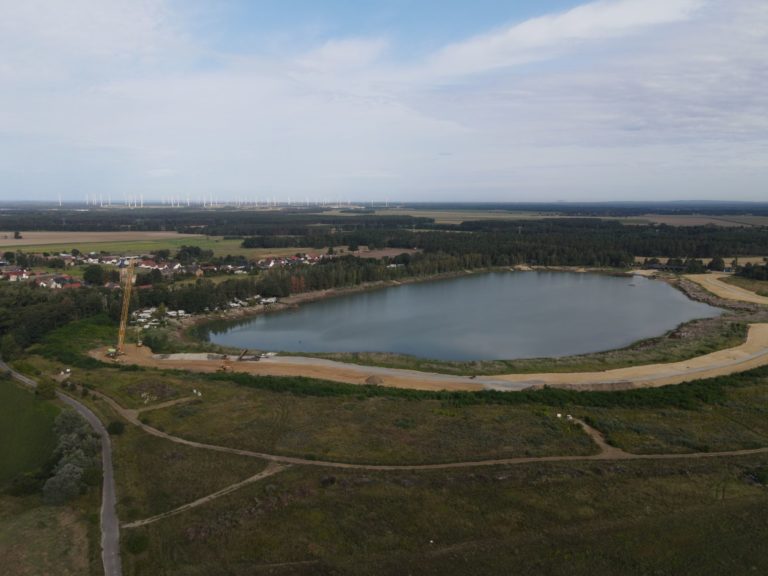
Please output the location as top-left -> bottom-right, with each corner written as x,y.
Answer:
0,0 -> 766,201
426,0 -> 705,77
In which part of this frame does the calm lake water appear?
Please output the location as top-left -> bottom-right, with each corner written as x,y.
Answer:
204,272 -> 721,361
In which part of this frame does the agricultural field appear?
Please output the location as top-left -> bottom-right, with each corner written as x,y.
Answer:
0,377 -> 58,485
0,379 -> 101,576
631,214 -> 768,227
367,208 -> 561,224
0,231 -> 199,248
4,231 -> 323,259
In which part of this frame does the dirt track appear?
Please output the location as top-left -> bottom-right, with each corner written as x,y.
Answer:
103,322 -> 768,392
685,273 -> 768,306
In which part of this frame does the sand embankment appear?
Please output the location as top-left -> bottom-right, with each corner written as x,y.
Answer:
97,323 -> 768,392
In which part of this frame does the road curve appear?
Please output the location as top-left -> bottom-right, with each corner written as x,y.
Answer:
1,360 -> 122,576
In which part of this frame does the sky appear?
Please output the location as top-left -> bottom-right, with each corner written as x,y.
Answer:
1,0 -> 767,203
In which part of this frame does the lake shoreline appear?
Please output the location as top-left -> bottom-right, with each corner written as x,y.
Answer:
182,267 -> 741,371
181,265 -> 632,344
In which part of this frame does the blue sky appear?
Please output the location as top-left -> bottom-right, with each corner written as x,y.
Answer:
1,0 -> 767,203
183,1 -> 587,56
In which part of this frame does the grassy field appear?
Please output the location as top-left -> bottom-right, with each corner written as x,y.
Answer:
0,378 -> 101,576
10,233 -> 323,258
19,319 -> 768,574
722,275 -> 768,296
57,360 -> 596,464
0,378 -> 59,486
369,208 -> 768,227
120,456 -> 768,575
113,424 -> 267,522
0,495 -> 99,576
144,386 -> 596,464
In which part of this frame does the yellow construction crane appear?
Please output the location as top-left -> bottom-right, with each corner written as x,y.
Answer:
116,258 -> 135,355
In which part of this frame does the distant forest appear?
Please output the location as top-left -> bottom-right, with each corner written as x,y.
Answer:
1,206 -> 767,359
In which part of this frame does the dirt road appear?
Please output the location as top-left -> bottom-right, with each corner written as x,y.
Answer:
685,273 -> 768,306
122,462 -> 288,529
106,322 -> 768,392
89,385 -> 768,473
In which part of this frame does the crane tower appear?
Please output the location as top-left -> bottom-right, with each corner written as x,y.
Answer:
116,258 -> 135,355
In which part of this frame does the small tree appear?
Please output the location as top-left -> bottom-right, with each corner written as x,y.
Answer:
707,257 -> 725,272
42,463 -> 83,504
36,380 -> 57,400
83,264 -> 105,286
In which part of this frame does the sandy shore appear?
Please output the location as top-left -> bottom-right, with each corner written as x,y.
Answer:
96,269 -> 768,393
97,322 -> 768,392
685,273 -> 768,306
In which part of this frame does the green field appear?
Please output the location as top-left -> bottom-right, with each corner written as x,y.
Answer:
0,378 -> 59,486
113,425 -> 267,522
0,495 -> 97,576
12,235 -> 322,258
120,456 -> 768,576
17,318 -> 768,575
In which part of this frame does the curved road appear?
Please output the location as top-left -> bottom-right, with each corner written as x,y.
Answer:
1,360 -> 122,576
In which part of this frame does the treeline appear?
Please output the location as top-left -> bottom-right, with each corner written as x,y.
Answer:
0,208 -> 430,234
737,262 -> 768,281
6,410 -> 101,503
0,284 -> 123,357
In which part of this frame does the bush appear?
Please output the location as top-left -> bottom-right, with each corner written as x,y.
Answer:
107,421 -> 125,435
43,463 -> 84,504
36,380 -> 56,400
124,531 -> 150,554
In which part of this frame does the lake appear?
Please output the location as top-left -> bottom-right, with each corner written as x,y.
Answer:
203,272 -> 722,361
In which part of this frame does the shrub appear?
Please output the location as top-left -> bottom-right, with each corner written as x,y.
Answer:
124,531 -> 150,555
107,421 -> 125,435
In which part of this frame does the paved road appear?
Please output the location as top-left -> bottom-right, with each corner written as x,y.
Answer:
1,360 -> 122,576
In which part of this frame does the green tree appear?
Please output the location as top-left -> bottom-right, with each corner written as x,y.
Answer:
707,257 -> 725,271
0,333 -> 20,360
83,264 -> 105,286
43,463 -> 83,504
